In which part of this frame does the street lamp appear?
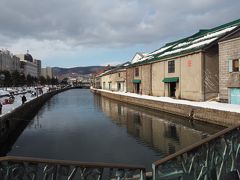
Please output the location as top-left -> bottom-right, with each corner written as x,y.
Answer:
0,74 -> 5,90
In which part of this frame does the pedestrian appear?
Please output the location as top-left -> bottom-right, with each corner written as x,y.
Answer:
22,95 -> 27,104
0,102 -> 2,114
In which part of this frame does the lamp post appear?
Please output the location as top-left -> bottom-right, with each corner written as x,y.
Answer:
0,74 -> 5,90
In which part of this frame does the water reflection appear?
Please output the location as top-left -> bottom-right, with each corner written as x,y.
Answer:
94,94 -> 223,156
5,89 -> 224,170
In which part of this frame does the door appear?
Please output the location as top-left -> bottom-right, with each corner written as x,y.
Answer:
117,83 -> 121,91
230,88 -> 240,104
135,83 -> 140,94
169,82 -> 176,97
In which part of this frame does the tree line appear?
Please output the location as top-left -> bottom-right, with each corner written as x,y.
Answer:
0,70 -> 59,87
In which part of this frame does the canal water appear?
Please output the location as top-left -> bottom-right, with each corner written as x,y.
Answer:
6,89 -> 223,169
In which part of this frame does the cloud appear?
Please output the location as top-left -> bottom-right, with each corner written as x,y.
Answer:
0,0 -> 239,66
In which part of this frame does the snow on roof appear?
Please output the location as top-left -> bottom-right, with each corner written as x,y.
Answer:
159,37 -> 218,57
131,52 -> 151,64
192,26 -> 237,43
144,20 -> 240,61
148,44 -> 174,56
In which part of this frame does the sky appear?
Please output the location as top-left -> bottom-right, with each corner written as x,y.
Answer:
0,0 -> 239,68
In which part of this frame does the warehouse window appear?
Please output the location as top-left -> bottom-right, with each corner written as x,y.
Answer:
233,59 -> 239,72
135,67 -> 139,77
168,60 -> 175,73
229,59 -> 239,72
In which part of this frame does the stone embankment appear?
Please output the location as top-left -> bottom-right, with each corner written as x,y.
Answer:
0,88 -> 70,147
92,89 -> 240,127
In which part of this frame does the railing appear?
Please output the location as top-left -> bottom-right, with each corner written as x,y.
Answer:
152,124 -> 240,180
0,125 -> 239,179
0,156 -> 146,180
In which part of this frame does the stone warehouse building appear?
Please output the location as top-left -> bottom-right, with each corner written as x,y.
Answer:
100,62 -> 129,92
127,19 -> 240,101
219,26 -> 240,104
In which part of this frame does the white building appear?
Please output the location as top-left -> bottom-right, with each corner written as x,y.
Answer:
0,50 -> 20,72
41,67 -> 53,79
16,53 -> 38,77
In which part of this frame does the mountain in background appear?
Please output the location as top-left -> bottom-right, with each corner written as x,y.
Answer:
52,66 -> 104,80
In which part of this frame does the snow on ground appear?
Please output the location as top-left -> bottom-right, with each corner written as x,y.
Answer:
0,93 -> 36,116
93,88 -> 240,114
0,86 -> 52,117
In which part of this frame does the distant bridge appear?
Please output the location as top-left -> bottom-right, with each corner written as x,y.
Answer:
73,82 -> 91,89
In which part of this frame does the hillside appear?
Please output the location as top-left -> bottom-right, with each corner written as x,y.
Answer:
52,66 -> 104,79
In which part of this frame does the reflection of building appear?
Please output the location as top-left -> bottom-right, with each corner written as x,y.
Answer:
16,53 -> 38,77
41,67 -> 53,79
0,50 -> 20,72
97,95 -> 205,155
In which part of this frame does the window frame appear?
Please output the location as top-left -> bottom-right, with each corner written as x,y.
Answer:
135,67 -> 139,77
168,60 -> 175,73
232,59 -> 239,72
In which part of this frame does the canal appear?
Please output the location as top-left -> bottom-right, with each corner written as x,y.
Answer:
6,89 -> 223,169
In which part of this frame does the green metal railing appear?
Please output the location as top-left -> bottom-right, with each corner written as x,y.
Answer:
0,156 -> 146,180
152,124 -> 240,180
0,124 -> 239,180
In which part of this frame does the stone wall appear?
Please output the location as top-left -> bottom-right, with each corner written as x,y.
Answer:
219,37 -> 240,101
126,68 -> 133,93
0,88 -> 69,154
141,64 -> 152,95
92,89 -> 240,127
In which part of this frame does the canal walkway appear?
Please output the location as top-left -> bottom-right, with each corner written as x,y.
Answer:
0,86 -> 51,117
92,88 -> 240,113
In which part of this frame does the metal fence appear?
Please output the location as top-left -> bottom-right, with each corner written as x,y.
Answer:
152,124 -> 240,180
0,156 -> 146,180
0,125 -> 239,179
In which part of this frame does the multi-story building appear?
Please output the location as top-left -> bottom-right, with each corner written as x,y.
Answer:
16,53 -> 38,77
34,59 -> 42,78
0,50 -> 20,72
41,67 -> 53,79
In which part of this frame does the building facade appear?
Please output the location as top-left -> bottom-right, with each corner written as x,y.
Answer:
219,28 -> 240,104
99,63 -> 129,92
0,50 -> 20,72
16,53 -> 38,77
126,64 -> 152,95
34,59 -> 42,78
41,67 -> 53,79
126,19 -> 240,101
101,69 -> 127,92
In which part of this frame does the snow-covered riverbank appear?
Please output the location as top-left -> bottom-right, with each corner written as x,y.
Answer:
0,86 -> 50,117
92,88 -> 240,114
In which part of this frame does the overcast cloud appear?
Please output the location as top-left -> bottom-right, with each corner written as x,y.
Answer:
0,0 -> 239,67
